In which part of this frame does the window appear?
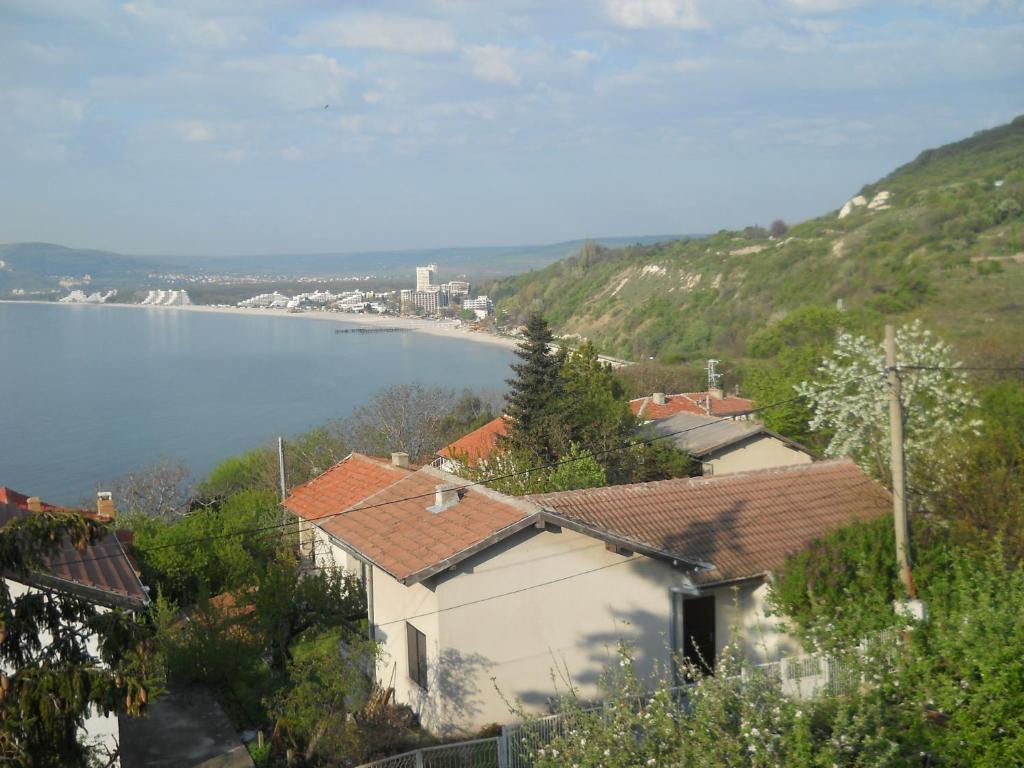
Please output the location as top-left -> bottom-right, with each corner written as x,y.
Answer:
406,622 -> 428,690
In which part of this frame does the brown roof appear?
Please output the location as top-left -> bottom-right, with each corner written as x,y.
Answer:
630,392 -> 755,420
315,465 -> 540,584
0,501 -> 149,609
530,460 -> 889,586
283,453 -> 413,522
438,416 -> 510,466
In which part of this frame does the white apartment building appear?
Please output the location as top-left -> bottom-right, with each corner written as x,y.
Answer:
415,264 -> 438,292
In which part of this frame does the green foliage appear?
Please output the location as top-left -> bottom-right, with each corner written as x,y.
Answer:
131,489 -> 280,604
768,517 -> 901,650
474,442 -> 607,496
0,513 -> 156,766
267,628 -> 377,763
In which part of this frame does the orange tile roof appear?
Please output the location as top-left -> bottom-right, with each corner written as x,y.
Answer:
530,460 -> 889,586
317,465 -> 540,584
0,486 -> 61,512
630,392 -> 755,420
283,453 -> 412,522
0,499 -> 149,609
438,416 -> 510,466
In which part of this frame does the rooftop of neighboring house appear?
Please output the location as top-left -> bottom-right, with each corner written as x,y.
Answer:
282,452 -> 416,522
0,485 -> 116,523
654,412 -> 815,459
630,390 -> 755,420
437,415 -> 510,467
529,459 -> 889,586
0,490 -> 149,610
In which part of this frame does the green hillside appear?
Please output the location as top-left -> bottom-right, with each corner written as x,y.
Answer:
489,116 -> 1024,365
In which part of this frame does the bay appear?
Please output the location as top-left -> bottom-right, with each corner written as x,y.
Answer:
0,303 -> 514,505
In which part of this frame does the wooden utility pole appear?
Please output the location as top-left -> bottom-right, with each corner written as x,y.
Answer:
885,325 -> 915,598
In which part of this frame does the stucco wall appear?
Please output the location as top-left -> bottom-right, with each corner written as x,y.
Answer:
707,435 -> 812,476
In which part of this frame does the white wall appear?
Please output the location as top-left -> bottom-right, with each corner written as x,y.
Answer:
707,435 -> 812,476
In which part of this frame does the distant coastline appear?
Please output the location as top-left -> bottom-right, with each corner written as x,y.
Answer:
0,300 -> 520,351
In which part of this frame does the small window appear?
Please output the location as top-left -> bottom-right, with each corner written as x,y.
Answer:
406,622 -> 428,690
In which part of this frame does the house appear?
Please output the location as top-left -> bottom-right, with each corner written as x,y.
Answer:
630,389 -> 755,421
284,458 -> 889,735
435,415 -> 510,473
0,488 -> 149,759
655,412 -> 815,476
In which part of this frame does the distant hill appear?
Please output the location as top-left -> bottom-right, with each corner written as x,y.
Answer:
0,235 -> 687,298
488,116 -> 1024,364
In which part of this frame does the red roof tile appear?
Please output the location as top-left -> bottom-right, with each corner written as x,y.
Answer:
283,453 -> 413,522
317,465 -> 540,583
630,392 -> 755,420
530,460 -> 889,585
0,486 -> 61,512
438,416 -> 510,466
0,500 -> 149,609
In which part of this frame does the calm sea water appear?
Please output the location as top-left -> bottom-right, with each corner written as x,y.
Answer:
0,303 -> 514,505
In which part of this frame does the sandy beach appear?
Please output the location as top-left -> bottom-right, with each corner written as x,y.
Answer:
0,300 -> 521,351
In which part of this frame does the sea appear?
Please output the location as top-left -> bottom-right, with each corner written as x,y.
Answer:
0,303 -> 515,505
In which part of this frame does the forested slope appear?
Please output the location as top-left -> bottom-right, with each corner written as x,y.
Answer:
489,116 -> 1024,364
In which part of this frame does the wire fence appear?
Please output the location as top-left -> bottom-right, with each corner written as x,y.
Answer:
354,737 -> 500,768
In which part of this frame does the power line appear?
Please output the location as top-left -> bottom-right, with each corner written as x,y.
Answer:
43,376 -> 879,572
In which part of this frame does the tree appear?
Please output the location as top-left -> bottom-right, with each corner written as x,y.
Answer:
344,383 -> 469,462
502,314 -> 566,461
472,442 -> 607,496
769,218 -> 788,237
0,513 -> 154,766
110,459 -> 193,520
795,320 -> 979,494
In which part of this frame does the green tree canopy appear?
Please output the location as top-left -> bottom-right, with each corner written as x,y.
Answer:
502,313 -> 566,461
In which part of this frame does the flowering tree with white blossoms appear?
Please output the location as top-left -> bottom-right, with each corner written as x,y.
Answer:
794,320 -> 979,494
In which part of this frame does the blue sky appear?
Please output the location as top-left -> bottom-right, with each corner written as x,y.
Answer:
2,0 -> 1022,256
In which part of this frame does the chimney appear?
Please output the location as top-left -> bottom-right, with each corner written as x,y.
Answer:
96,491 -> 116,521
429,484 -> 460,514
26,497 -> 42,513
652,392 -> 667,406
391,452 -> 410,468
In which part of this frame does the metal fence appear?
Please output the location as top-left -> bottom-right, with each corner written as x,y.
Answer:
354,737 -> 500,768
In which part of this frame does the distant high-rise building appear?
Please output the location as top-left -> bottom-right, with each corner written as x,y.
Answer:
416,264 -> 438,292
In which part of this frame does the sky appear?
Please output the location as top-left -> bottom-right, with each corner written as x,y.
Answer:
1,1 -> 1022,256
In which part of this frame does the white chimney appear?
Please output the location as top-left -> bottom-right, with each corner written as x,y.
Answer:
391,452 -> 410,468
429,484 -> 460,513
652,392 -> 667,406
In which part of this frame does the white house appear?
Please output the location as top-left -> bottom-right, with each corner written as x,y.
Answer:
284,456 -> 889,736
0,488 -> 150,762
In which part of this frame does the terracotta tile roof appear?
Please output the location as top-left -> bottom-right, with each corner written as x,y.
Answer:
316,465 -> 541,584
530,460 -> 889,586
0,486 -> 61,512
630,392 -> 755,420
283,453 -> 413,522
438,416 -> 510,466
0,500 -> 149,609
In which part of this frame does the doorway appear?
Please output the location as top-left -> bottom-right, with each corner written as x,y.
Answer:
682,595 -> 716,675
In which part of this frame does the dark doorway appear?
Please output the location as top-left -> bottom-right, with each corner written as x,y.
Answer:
683,596 -> 716,674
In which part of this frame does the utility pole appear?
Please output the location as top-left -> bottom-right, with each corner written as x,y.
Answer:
885,325 -> 916,599
277,436 -> 288,526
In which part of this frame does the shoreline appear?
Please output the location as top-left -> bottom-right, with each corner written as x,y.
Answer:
0,299 -> 521,351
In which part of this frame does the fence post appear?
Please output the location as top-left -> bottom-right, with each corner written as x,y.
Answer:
497,731 -> 509,768
415,749 -> 424,768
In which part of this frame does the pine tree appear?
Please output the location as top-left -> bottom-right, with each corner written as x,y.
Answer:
503,313 -> 566,461
0,512 -> 155,766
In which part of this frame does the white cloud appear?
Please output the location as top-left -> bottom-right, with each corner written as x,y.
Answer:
464,45 -> 522,86
226,53 -> 352,110
785,0 -> 865,11
121,1 -> 254,48
606,0 -> 706,29
180,121 -> 213,142
571,49 -> 598,64
290,14 -> 456,53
